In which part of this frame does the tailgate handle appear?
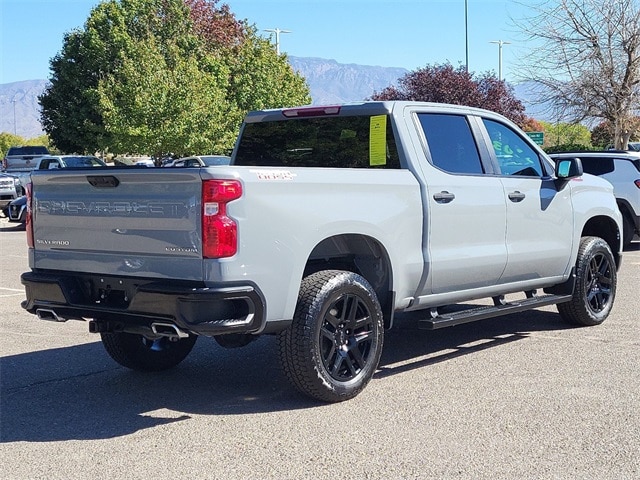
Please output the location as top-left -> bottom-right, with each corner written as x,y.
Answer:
87,175 -> 120,188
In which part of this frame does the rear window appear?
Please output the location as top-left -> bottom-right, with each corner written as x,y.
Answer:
63,156 -> 105,167
234,115 -> 401,169
579,157 -> 615,175
7,146 -> 49,156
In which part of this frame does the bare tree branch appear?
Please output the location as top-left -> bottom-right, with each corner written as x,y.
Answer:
514,0 -> 640,148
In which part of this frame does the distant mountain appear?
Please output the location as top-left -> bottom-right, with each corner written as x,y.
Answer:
0,79 -> 49,138
0,58 -> 552,140
288,56 -> 407,104
513,81 -> 559,123
0,58 -> 408,139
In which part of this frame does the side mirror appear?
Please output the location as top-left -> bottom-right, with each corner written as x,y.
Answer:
555,157 -> 583,180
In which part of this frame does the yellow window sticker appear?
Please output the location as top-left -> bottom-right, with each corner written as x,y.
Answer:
369,115 -> 387,166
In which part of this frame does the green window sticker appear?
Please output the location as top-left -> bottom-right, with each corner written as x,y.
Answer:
369,115 -> 387,166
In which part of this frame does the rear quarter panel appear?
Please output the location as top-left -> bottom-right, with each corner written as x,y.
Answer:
204,166 -> 424,322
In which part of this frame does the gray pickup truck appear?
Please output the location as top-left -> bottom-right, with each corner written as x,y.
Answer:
20,101 -> 623,402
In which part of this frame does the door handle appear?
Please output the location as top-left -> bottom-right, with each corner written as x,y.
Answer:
433,191 -> 455,204
508,191 -> 526,202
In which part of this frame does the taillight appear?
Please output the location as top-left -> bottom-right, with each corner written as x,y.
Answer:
202,179 -> 242,258
25,182 -> 34,248
634,179 -> 640,189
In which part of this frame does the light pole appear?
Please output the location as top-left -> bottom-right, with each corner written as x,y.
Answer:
264,28 -> 291,55
464,0 -> 469,72
11,98 -> 17,135
490,40 -> 511,81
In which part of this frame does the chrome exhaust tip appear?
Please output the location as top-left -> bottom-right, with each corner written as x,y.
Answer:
36,308 -> 67,322
150,322 -> 189,340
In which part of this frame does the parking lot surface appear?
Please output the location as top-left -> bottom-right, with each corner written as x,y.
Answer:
1,219 -> 638,479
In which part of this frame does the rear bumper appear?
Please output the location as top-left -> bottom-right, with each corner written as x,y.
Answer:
21,270 -> 266,336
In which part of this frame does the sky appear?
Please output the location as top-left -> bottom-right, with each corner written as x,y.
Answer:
0,0 -> 536,85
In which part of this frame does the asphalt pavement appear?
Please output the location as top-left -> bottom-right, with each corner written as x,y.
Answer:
1,218 -> 638,480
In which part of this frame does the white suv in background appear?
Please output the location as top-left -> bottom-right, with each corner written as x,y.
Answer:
550,151 -> 640,248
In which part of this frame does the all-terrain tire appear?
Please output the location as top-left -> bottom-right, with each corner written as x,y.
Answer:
278,270 -> 384,402
101,331 -> 197,371
557,236 -> 616,326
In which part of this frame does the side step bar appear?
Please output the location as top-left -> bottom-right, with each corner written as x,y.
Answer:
419,293 -> 573,330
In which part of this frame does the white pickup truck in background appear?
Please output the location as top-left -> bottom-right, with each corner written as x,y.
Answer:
2,145 -> 50,186
20,101 -> 623,402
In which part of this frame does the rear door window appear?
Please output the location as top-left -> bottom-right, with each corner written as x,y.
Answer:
417,113 -> 484,174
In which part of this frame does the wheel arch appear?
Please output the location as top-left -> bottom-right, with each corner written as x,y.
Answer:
616,198 -> 639,230
304,234 -> 395,328
581,215 -> 622,268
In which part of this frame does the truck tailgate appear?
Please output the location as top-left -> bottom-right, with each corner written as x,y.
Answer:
30,168 -> 204,280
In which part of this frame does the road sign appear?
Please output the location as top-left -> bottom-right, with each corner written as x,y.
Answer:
527,131 -> 544,146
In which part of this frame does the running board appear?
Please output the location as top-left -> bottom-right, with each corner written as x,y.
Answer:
419,294 -> 573,330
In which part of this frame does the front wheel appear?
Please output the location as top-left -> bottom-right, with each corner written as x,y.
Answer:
278,270 -> 384,402
558,236 -> 617,326
101,331 -> 197,371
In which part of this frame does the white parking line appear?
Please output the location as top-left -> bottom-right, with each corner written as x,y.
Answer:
0,287 -> 24,292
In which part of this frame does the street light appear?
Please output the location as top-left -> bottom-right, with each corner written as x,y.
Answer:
264,28 -> 291,55
490,40 -> 511,81
11,98 -> 17,135
465,0 -> 469,72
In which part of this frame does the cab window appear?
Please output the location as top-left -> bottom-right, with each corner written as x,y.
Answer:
417,113 -> 484,174
483,119 -> 544,177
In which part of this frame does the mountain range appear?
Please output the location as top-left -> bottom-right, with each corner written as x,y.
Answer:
0,56 -> 541,139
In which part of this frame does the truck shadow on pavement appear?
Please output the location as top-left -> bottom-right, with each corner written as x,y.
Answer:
377,308 -> 571,378
0,221 -> 26,232
0,309 -> 573,443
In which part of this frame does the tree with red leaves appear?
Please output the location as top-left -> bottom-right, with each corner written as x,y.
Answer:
371,63 -> 526,127
184,0 -> 245,50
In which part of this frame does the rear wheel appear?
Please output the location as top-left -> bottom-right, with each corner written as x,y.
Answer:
101,331 -> 197,371
278,270 -> 384,402
558,236 -> 616,326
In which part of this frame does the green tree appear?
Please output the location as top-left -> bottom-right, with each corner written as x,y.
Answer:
226,28 -> 311,113
0,133 -> 25,159
96,14 -> 236,157
39,0 -> 310,156
540,121 -> 592,149
0,133 -> 55,159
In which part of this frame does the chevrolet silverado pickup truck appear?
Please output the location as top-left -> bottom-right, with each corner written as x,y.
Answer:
20,101 -> 623,402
